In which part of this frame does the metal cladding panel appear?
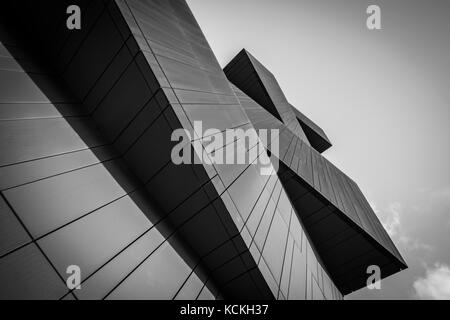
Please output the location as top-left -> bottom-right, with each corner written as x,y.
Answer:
0,0 -> 342,300
224,49 -> 311,143
230,82 -> 407,294
0,0 -> 221,300
290,105 -> 332,153
0,0 -> 405,299
118,0 -> 343,299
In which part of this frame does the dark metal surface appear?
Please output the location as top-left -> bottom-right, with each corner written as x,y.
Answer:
0,0 -> 405,299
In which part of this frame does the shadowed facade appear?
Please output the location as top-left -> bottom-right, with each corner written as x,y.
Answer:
0,0 -> 405,299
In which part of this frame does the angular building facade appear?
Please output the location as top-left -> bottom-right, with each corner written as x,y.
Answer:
0,0 -> 406,299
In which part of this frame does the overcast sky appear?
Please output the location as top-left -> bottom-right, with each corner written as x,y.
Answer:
187,0 -> 450,299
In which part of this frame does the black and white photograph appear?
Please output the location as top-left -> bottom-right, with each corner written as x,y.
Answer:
0,0 -> 449,312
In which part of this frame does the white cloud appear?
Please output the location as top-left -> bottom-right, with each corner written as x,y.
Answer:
379,201 -> 432,252
413,263 -> 450,300
382,202 -> 402,237
399,235 -> 433,252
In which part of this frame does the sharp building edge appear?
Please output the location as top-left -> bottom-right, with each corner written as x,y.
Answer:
0,0 -> 405,299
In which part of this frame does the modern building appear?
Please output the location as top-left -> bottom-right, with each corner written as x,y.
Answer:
0,0 -> 406,300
